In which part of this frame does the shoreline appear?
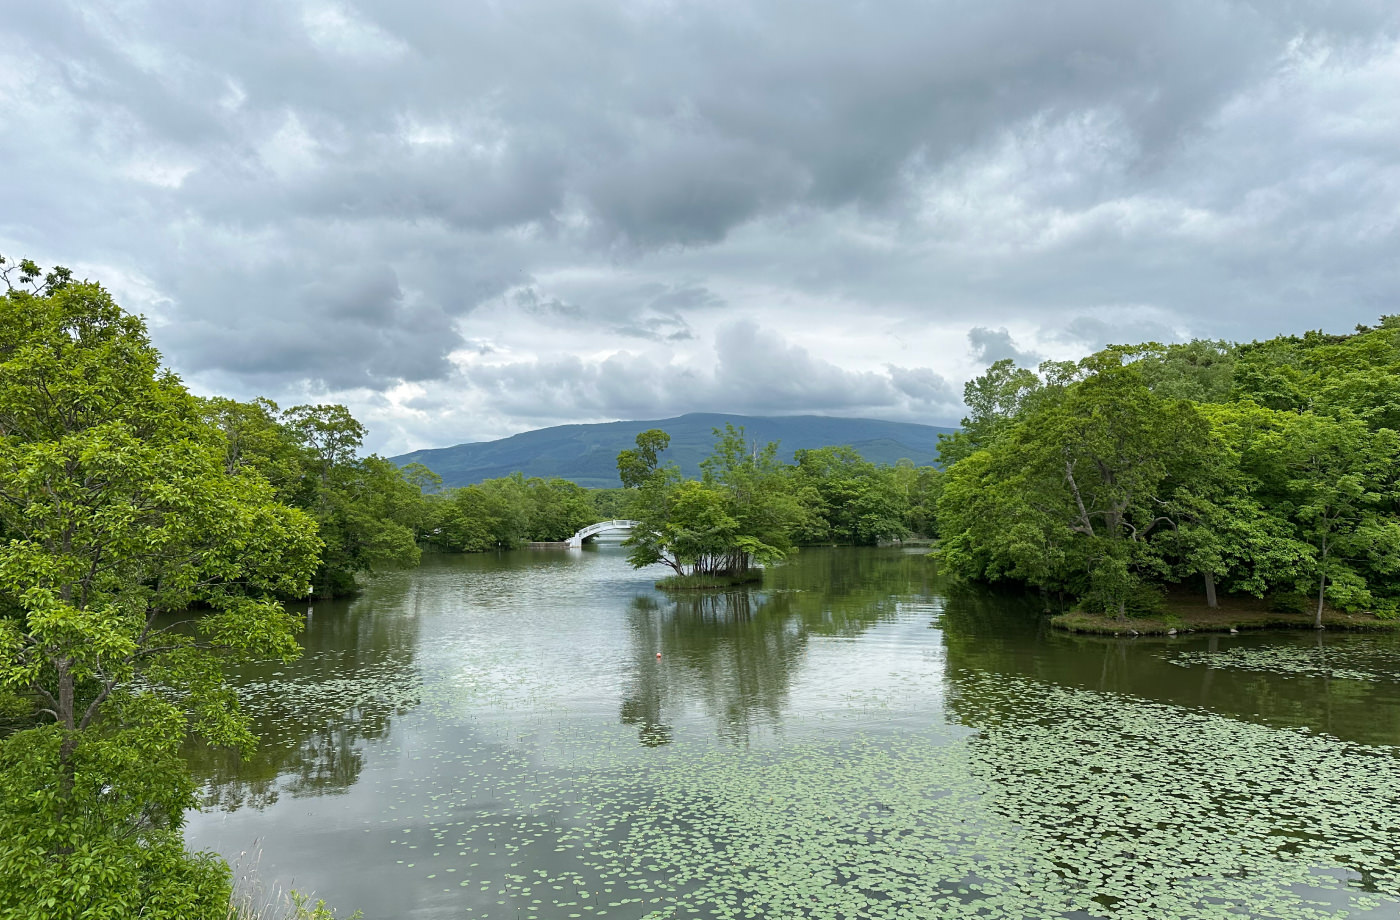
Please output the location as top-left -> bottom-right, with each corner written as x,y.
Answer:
1051,605 -> 1400,636
655,572 -> 764,590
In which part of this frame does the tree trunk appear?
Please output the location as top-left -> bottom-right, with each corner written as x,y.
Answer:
1117,598 -> 1126,621
55,657 -> 78,848
1316,536 -> 1329,629
1203,571 -> 1218,609
56,656 -> 74,730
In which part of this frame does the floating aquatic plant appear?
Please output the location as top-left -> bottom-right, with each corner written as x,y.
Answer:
325,673 -> 1400,919
1165,645 -> 1400,683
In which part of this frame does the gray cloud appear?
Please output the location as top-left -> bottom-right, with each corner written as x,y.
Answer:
968,327 -> 1041,367
1049,310 -> 1186,352
461,322 -> 963,424
2,1 -> 1398,450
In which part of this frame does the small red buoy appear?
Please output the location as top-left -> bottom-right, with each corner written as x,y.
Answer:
655,652 -> 662,659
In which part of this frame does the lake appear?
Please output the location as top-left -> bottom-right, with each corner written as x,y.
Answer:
185,545 -> 1400,919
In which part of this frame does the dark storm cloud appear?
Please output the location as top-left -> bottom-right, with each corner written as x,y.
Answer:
2,0 -> 1398,448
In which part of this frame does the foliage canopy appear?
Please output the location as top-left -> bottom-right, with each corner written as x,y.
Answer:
0,265 -> 321,917
935,322 -> 1400,623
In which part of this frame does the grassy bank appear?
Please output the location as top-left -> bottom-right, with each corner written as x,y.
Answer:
1052,595 -> 1400,635
655,571 -> 763,590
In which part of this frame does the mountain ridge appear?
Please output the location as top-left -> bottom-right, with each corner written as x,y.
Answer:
391,413 -> 956,488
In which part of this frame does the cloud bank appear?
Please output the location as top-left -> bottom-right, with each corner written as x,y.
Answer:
2,1 -> 1397,450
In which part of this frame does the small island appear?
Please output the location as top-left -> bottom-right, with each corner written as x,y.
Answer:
614,428 -> 802,590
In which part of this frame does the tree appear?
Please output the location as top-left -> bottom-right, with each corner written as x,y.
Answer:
200,398 -> 432,597
937,358 -> 1043,465
618,428 -> 674,489
1154,403 -> 1311,608
938,351 -> 1210,617
697,425 -> 804,573
902,465 -> 943,538
524,476 -> 598,542
277,404 -> 425,597
792,447 -> 909,545
936,319 -> 1400,624
617,430 -> 686,574
1133,339 -> 1237,403
1246,411 -> 1400,625
0,264 -> 321,917
618,427 -> 801,579
201,396 -> 306,499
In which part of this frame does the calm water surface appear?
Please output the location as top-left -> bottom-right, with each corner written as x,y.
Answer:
186,546 -> 1400,919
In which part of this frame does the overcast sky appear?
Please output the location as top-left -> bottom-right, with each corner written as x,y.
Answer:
3,2 -> 1398,453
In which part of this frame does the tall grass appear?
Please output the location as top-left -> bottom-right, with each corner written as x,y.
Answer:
225,845 -> 363,920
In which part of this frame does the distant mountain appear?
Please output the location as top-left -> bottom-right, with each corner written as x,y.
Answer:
391,413 -> 957,489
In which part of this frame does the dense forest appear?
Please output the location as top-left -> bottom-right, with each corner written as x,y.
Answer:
935,322 -> 1400,625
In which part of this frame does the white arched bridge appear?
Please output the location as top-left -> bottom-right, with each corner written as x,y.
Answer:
566,519 -> 639,548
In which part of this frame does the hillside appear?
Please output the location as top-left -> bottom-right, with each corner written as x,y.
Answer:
392,413 -> 956,488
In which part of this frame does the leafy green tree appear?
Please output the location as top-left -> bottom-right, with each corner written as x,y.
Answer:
1233,319 -> 1400,430
428,484 -> 500,552
792,446 -> 909,545
0,264 -> 320,918
655,479 -> 749,574
939,351 -> 1210,617
617,426 -> 801,579
589,488 -> 630,521
201,398 -> 432,596
618,428 -> 675,489
902,465 -> 943,537
697,425 -> 805,573
524,476 -> 598,541
1244,411 -> 1400,624
201,396 -> 306,498
1133,339 -> 1237,403
278,404 -> 425,597
1153,403 -> 1311,607
617,430 -> 686,574
468,474 -> 532,546
937,358 -> 1043,465
424,472 -> 604,550
936,318 -> 1400,622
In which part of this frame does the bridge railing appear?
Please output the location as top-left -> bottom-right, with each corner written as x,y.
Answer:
566,519 -> 640,547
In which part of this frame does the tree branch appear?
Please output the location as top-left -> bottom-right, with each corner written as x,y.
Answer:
1063,455 -> 1095,537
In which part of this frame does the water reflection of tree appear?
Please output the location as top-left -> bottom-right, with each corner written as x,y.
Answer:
620,596 -> 674,747
621,548 -> 934,746
936,580 -> 1400,748
186,581 -> 423,811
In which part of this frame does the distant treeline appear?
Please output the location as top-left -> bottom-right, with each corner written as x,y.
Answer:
418,445 -> 939,553
202,398 -> 944,594
418,474 -> 626,549
935,319 -> 1400,624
